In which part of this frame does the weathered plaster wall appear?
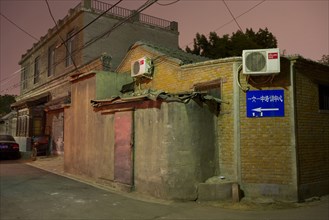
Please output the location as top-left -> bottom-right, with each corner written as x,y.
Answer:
65,70 -> 217,200
64,72 -> 116,181
134,101 -> 216,200
46,110 -> 64,155
19,11 -> 84,96
95,71 -> 133,100
117,45 -> 238,181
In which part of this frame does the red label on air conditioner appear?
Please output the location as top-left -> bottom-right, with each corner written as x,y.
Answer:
268,52 -> 278,59
139,59 -> 144,65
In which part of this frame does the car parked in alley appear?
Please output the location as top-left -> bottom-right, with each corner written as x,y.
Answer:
0,135 -> 20,159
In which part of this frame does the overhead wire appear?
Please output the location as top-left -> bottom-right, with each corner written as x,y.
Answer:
0,12 -> 39,41
1,0 -> 159,94
156,0 -> 180,6
44,0 -> 81,75
0,12 -> 39,94
0,69 -> 22,84
214,0 -> 266,33
222,0 -> 243,32
56,0 -> 124,49
0,0 -> 126,94
1,0 -> 265,94
87,0 -> 158,45
1,0 -> 120,94
184,0 -> 266,48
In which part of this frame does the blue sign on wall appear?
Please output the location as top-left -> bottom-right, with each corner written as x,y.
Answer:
246,90 -> 284,117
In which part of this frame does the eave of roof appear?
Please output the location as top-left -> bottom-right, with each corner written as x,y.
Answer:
91,89 -> 222,108
11,92 -> 50,109
132,41 -> 209,65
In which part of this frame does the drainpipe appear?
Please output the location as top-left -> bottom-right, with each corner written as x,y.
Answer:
132,109 -> 136,190
290,59 -> 300,201
233,62 -> 242,183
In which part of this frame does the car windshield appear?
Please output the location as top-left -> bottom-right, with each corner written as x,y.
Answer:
0,135 -> 16,142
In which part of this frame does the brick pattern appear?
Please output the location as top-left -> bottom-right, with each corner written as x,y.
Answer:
240,87 -> 293,184
119,47 -> 301,184
295,71 -> 329,185
118,46 -> 238,180
117,47 -> 329,199
237,59 -> 295,185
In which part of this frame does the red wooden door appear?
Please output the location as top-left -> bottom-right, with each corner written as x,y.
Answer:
114,111 -> 133,185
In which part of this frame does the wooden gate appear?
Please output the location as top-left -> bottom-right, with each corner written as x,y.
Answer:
114,111 -> 133,185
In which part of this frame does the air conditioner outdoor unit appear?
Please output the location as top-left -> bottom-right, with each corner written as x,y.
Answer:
242,48 -> 280,75
131,57 -> 153,78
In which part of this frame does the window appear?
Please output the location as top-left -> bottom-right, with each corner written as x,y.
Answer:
33,117 -> 43,136
22,66 -> 28,90
48,44 -> 56,76
16,117 -> 21,136
319,84 -> 329,110
66,30 -> 75,67
17,115 -> 28,137
34,56 -> 40,84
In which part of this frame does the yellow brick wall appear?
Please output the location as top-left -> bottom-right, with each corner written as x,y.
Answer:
117,46 -> 238,180
237,59 -> 293,186
240,86 -> 293,184
118,47 -> 302,191
295,70 -> 329,185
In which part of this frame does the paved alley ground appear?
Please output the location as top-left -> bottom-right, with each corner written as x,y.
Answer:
1,157 -> 328,220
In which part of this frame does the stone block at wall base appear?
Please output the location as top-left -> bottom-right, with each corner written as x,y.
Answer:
299,180 -> 329,201
135,179 -> 198,201
241,183 -> 298,202
197,182 -> 234,201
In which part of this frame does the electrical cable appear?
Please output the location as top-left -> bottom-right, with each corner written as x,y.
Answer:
0,12 -> 39,41
0,0 -> 159,94
0,69 -> 22,84
184,0 -> 266,47
0,0 -> 125,92
1,0 -> 266,94
247,74 -> 275,85
222,0 -> 243,32
236,64 -> 250,93
214,0 -> 265,33
156,0 -> 180,6
57,0 -> 124,49
76,0 -> 159,55
45,0 -> 81,75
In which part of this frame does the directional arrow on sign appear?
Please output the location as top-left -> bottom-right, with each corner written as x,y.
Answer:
247,90 -> 284,117
252,107 -> 279,113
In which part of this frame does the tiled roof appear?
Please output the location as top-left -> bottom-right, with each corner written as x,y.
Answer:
133,41 -> 209,65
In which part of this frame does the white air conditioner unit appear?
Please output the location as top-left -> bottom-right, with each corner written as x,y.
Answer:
242,48 -> 280,75
131,57 -> 153,78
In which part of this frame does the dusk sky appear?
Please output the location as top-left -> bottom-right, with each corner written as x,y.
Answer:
0,0 -> 328,95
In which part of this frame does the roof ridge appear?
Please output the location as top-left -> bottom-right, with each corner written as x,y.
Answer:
134,41 -> 209,65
